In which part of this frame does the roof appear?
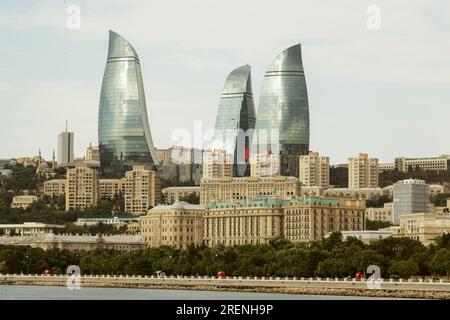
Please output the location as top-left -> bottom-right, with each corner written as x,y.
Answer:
148,201 -> 205,212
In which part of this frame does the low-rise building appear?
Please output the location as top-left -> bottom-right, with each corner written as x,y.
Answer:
387,212 -> 450,245
0,233 -> 146,252
200,176 -> 301,205
365,202 -> 393,222
0,222 -> 64,236
75,216 -> 139,227
140,201 -> 204,249
162,186 -> 200,204
395,155 -> 449,172
325,230 -> 393,244
43,179 -> 66,197
10,195 -> 39,209
323,187 -> 387,199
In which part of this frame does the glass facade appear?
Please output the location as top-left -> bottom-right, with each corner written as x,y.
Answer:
214,65 -> 256,176
252,44 -> 310,177
98,30 -> 159,176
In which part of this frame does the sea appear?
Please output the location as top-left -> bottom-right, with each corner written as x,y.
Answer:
0,285 -> 405,300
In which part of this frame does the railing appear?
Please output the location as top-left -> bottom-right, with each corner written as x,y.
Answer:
0,273 -> 448,284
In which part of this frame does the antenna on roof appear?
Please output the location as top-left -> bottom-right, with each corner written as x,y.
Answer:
65,120 -> 68,132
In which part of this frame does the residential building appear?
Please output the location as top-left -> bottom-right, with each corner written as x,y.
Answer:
202,149 -> 233,179
140,201 -> 204,249
250,153 -> 280,177
213,65 -> 256,176
10,195 -> 39,209
379,163 -> 395,172
99,178 -> 125,199
43,179 -> 66,197
348,153 -> 379,188
323,187 -> 387,199
252,44 -> 309,177
124,165 -> 161,215
86,144 -> 100,161
365,202 -> 393,222
298,151 -> 329,188
200,176 -> 301,205
395,155 -> 449,172
66,162 -> 99,211
75,216 -> 139,227
162,186 -> 200,204
98,30 -> 159,176
393,179 -> 430,224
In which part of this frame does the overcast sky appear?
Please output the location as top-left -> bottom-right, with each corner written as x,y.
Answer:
1,0 -> 449,164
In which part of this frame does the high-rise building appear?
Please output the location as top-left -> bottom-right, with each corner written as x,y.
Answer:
86,144 -> 100,162
250,153 -> 280,177
57,124 -> 74,167
393,179 -> 430,225
298,151 -> 330,188
124,165 -> 161,215
202,149 -> 233,179
98,30 -> 159,176
65,163 -> 99,211
348,153 -> 379,188
252,44 -> 310,177
213,65 -> 256,176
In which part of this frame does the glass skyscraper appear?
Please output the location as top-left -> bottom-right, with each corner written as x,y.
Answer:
213,65 -> 256,176
98,30 -> 159,176
252,44 -> 310,177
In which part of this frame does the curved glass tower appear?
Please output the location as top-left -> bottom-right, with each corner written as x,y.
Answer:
98,30 -> 159,176
214,65 -> 256,176
252,44 -> 310,177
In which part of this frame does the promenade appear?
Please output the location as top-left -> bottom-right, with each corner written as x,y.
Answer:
1,274 -> 450,299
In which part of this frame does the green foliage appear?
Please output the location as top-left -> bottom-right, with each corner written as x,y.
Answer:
379,170 -> 450,188
365,195 -> 392,208
431,193 -> 450,207
178,192 -> 200,204
58,222 -> 126,236
1,232 -> 450,277
329,166 -> 348,188
365,219 -> 393,230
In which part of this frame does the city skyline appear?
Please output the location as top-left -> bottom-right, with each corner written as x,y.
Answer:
1,1 -> 450,164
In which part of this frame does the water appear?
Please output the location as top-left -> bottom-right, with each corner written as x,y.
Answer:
0,285 -> 403,300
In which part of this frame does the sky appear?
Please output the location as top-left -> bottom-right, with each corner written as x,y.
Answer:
0,0 -> 449,164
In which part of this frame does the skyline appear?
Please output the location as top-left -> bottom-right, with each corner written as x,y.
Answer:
1,1 -> 450,164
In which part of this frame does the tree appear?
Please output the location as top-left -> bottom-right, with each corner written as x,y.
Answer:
388,260 -> 420,278
365,219 -> 393,230
179,192 -> 200,204
429,248 -> 450,276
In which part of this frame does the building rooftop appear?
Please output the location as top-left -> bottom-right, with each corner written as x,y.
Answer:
148,201 -> 205,213
207,197 -> 341,209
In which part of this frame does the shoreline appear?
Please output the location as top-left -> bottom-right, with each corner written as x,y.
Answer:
1,276 -> 450,299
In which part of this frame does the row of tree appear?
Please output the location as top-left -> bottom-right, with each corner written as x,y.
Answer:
1,233 -> 450,278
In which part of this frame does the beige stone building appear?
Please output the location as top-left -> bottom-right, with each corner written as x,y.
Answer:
162,186 -> 200,204
43,179 -> 66,197
0,233 -> 146,252
395,155 -> 449,172
323,187 -> 387,199
140,201 -> 204,249
124,166 -> 161,215
86,145 -> 100,161
378,163 -> 395,172
99,178 -> 125,199
202,149 -> 233,179
65,163 -> 99,211
387,212 -> 450,245
200,176 -> 301,205
284,198 -> 365,243
298,151 -> 329,188
204,197 -> 365,246
250,153 -> 280,177
301,186 -> 325,197
365,202 -> 393,222
10,195 -> 39,209
348,153 -> 379,188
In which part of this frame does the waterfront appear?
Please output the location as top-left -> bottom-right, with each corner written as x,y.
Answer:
0,285 -> 403,300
